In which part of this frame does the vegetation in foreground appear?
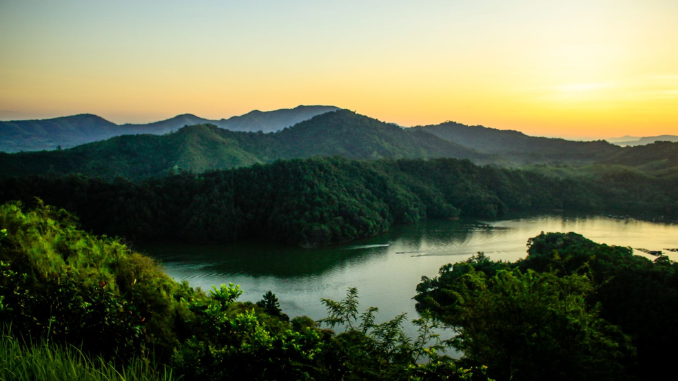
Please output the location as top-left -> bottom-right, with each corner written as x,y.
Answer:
416,232 -> 678,381
0,201 -> 490,380
2,201 -> 676,380
0,330 -> 174,381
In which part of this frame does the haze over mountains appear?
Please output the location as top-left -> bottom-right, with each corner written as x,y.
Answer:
414,122 -> 619,164
2,108 -> 677,182
609,135 -> 678,147
0,105 -> 339,152
0,110 -> 483,180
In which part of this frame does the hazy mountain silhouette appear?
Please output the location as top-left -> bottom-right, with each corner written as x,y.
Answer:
0,106 -> 339,152
119,113 -> 213,135
610,135 -> 678,147
0,114 -> 119,152
606,135 -> 641,144
415,121 -> 619,164
217,105 -> 340,133
0,110 -> 485,180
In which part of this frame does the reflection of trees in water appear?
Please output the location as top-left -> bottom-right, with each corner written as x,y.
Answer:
385,219 -> 476,247
146,212 -> 676,281
142,219 -> 525,279
142,239 -> 393,278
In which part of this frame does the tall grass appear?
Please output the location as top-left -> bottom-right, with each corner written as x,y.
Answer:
0,331 -> 177,381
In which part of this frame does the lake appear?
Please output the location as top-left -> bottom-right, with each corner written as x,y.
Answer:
139,213 -> 678,340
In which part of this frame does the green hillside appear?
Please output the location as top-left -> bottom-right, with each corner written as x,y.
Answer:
599,140 -> 678,173
2,156 -> 675,248
0,110 -> 484,180
0,126 -> 264,180
416,121 -> 620,164
0,114 -> 119,152
0,106 -> 338,153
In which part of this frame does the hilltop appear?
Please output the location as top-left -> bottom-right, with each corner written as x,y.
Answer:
4,107 -> 678,182
0,110 -> 483,180
0,105 -> 339,152
415,121 -> 619,164
218,105 -> 340,133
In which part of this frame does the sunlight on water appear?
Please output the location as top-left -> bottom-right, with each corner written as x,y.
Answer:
140,213 -> 678,342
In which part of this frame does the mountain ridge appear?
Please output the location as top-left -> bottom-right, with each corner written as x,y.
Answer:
414,121 -> 619,164
0,105 -> 340,152
611,135 -> 678,147
0,110 -> 487,180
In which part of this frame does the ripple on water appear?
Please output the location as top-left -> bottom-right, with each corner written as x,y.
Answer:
344,244 -> 391,250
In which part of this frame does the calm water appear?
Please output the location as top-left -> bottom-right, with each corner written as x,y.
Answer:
139,213 -> 678,339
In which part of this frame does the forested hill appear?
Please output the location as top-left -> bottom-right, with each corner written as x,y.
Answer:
599,141 -> 678,175
118,113 -> 213,135
0,114 -> 120,152
0,110 -> 484,180
0,105 -> 338,152
415,121 -> 620,164
1,156 -> 675,248
273,110 -> 481,160
528,141 -> 678,180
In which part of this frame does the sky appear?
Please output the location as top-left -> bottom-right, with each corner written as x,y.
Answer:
1,0 -> 677,138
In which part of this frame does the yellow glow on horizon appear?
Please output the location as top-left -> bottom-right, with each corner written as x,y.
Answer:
0,0 -> 677,138
556,83 -> 610,93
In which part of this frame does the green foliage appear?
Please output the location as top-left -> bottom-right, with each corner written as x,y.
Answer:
0,327 -> 176,381
417,233 -> 678,381
0,262 -> 147,359
0,201 -> 196,361
430,267 -> 631,381
210,283 -> 243,305
319,287 -> 361,331
5,200 -> 676,380
318,288 -> 493,381
0,110 -> 481,180
522,233 -> 678,380
0,106 -> 339,153
257,291 -> 289,321
0,156 -> 636,248
173,287 -> 324,380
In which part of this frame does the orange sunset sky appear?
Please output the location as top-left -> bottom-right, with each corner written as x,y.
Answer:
1,0 -> 677,139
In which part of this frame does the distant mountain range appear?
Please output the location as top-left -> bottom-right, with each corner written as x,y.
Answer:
414,122 -> 619,164
608,135 -> 678,147
0,105 -> 339,152
2,107 -> 677,181
0,110 -> 484,180
605,135 -> 640,144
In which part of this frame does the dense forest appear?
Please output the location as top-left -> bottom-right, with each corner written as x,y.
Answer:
2,202 -> 675,380
416,232 -> 678,381
1,157 -> 675,248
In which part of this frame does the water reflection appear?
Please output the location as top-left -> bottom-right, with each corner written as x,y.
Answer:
139,213 -> 678,341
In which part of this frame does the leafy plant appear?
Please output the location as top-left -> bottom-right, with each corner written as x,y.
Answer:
1,327 -> 175,381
